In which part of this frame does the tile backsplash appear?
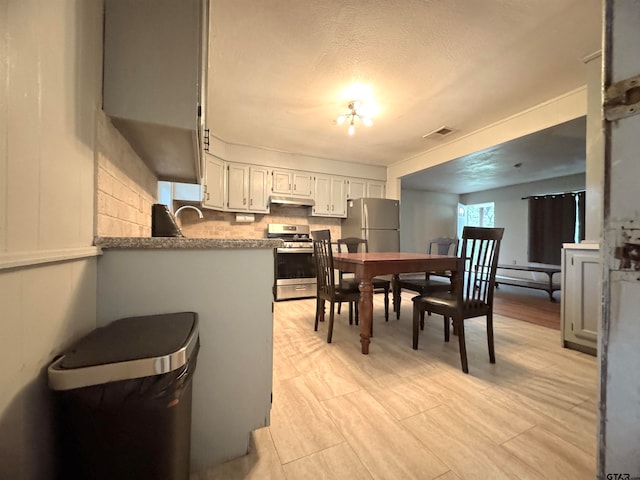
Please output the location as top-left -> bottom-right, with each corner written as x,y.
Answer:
177,203 -> 342,239
96,112 -> 157,237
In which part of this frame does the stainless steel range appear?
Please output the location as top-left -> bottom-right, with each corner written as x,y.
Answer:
268,223 -> 316,301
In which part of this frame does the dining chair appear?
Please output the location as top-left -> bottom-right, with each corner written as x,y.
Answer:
311,230 -> 361,343
411,227 -> 504,374
336,237 -> 391,322
394,237 -> 459,319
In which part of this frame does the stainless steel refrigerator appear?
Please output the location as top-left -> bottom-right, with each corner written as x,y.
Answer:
341,198 -> 400,252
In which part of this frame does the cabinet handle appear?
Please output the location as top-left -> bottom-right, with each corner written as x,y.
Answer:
331,204 -> 334,211
243,198 -> 246,205
326,204 -> 329,210
294,184 -> 296,191
289,184 -> 291,190
250,198 -> 253,206
207,192 -> 210,200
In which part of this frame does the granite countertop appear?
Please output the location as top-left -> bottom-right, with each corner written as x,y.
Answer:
94,237 -> 283,250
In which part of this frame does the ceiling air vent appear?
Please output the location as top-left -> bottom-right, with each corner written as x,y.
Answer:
422,126 -> 455,140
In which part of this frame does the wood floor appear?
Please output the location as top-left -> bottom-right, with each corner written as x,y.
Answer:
192,291 -> 598,480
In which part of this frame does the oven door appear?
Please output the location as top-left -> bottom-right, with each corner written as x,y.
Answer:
274,249 -> 316,300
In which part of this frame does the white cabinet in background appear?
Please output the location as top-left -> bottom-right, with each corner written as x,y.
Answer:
347,178 -> 366,200
248,166 -> 270,212
561,244 -> 599,355
227,163 -> 249,210
312,174 -> 347,217
202,154 -> 225,210
367,180 -> 385,198
271,169 -> 313,197
346,178 -> 386,200
225,163 -> 270,213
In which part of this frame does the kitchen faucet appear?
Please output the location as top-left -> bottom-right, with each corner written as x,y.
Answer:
174,205 -> 204,219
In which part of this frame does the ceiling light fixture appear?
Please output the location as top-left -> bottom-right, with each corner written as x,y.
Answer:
336,101 -> 373,136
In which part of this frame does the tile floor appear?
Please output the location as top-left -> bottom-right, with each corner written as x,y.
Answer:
192,293 -> 598,480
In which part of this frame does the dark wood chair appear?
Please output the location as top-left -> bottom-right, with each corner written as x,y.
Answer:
311,230 -> 361,343
411,227 -> 504,373
336,237 -> 391,322
394,237 -> 459,319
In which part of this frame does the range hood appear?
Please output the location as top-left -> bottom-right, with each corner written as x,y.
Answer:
269,196 -> 315,208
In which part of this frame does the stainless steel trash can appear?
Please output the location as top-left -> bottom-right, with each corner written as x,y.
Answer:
48,312 -> 199,480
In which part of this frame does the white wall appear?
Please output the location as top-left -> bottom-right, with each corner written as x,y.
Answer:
461,173 -> 585,267
0,1 -> 103,478
400,189 -> 459,253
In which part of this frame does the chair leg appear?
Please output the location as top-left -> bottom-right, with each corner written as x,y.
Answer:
384,287 -> 389,321
455,317 -> 469,374
443,316 -> 450,342
420,310 -> 425,330
327,302 -> 335,343
348,302 -> 353,325
392,279 -> 401,319
337,301 -> 342,315
487,312 -> 496,363
412,301 -> 421,349
314,297 -> 321,331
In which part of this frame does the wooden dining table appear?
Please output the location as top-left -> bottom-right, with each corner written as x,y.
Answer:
332,252 -> 461,354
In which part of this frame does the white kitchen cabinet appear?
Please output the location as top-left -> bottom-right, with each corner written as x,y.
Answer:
248,166 -> 270,212
561,243 -> 599,355
367,180 -> 386,198
103,0 -> 207,183
202,154 -> 225,210
312,174 -> 347,217
347,178 -> 367,200
346,178 -> 386,200
271,169 -> 313,197
223,162 -> 270,213
227,163 -> 249,210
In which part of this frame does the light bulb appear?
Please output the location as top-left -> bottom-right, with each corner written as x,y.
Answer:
348,124 -> 355,136
336,116 -> 345,125
363,117 -> 373,127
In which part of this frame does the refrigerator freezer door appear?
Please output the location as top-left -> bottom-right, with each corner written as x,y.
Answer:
364,229 -> 400,252
362,198 -> 400,230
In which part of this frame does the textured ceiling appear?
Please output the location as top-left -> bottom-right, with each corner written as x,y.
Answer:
208,0 -> 601,190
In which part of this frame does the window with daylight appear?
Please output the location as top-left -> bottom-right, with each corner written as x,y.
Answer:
457,202 -> 495,240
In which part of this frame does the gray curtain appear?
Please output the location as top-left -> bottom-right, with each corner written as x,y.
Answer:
528,193 -> 578,265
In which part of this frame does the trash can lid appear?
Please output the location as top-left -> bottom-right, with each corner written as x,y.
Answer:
48,312 -> 199,391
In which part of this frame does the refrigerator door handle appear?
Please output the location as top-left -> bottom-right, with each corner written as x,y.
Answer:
363,203 -> 369,231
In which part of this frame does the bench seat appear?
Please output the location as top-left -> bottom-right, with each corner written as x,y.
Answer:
495,275 -> 560,301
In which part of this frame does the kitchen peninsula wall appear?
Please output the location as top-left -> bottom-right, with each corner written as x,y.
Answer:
96,111 -> 158,237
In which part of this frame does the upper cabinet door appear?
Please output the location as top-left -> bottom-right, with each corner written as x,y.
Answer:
347,178 -> 367,200
272,170 -> 293,194
227,163 -> 249,210
367,181 -> 385,198
312,175 -> 332,216
249,166 -> 270,213
331,177 -> 347,216
292,171 -> 313,197
202,154 -> 225,210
